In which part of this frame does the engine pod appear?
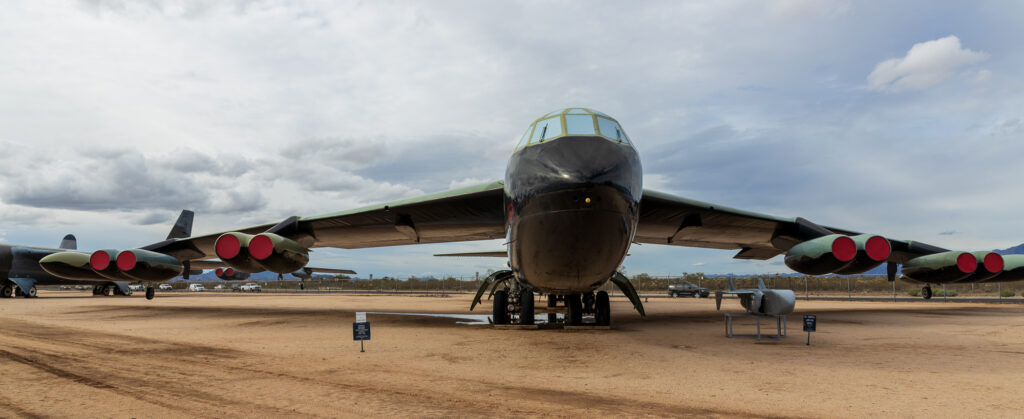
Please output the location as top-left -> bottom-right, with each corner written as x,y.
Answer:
984,254 -> 1024,282
39,252 -> 109,281
901,251 -> 976,283
115,249 -> 184,282
784,234 -> 856,275
833,234 -> 892,275
214,232 -> 265,273
248,232 -> 309,274
954,252 -> 1003,283
90,249 -> 135,281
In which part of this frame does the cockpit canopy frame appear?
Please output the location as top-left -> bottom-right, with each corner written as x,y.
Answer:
515,108 -> 632,150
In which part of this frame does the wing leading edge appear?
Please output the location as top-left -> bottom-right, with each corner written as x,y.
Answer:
150,181 -> 508,261
635,189 -> 941,262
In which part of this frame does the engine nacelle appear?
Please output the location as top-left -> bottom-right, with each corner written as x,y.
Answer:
90,249 -> 135,281
784,234 -> 856,275
215,267 -> 250,281
833,234 -> 891,274
901,251 -> 976,283
954,252 -> 1004,283
248,233 -> 309,274
115,249 -> 184,282
214,232 -> 265,273
39,252 -> 109,281
984,254 -> 1024,282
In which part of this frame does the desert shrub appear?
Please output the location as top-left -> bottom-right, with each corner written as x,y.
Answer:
907,288 -> 921,296
1000,288 -> 1015,298
933,289 -> 958,297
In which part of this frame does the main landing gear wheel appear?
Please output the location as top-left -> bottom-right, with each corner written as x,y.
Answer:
566,293 -> 583,326
24,286 -> 37,298
101,285 -> 111,296
595,291 -> 610,326
492,290 -> 509,325
520,291 -> 535,325
546,295 -> 557,323
922,286 -> 933,300
145,286 -> 155,300
1,285 -> 12,298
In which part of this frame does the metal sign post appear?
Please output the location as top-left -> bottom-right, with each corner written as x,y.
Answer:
353,312 -> 370,352
803,315 -> 816,346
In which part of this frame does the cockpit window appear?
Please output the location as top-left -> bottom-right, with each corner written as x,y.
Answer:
516,126 -> 532,149
566,114 -> 596,135
530,117 -> 562,143
597,116 -> 628,143
514,108 -> 632,151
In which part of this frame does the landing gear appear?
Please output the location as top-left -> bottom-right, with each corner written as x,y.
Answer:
922,286 -> 933,300
23,286 -> 37,298
492,289 -> 509,325
145,286 -> 155,300
546,295 -> 558,323
565,293 -> 583,326
520,291 -> 535,325
101,285 -> 111,296
595,291 -> 610,326
1,284 -> 12,298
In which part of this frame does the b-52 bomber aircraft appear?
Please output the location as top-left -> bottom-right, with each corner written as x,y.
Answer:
48,108 -> 1022,325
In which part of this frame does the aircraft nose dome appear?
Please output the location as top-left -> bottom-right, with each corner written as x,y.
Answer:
514,107 -> 632,150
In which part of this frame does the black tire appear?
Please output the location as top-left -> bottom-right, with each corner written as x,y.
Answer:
546,294 -> 557,323
520,291 -> 535,325
595,291 -> 610,326
1,285 -> 12,298
922,286 -> 933,300
145,287 -> 155,300
670,291 -> 677,298
101,285 -> 111,296
566,294 -> 583,326
492,290 -> 509,325
25,286 -> 37,298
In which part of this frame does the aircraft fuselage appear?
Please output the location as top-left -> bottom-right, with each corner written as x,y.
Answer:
505,136 -> 642,293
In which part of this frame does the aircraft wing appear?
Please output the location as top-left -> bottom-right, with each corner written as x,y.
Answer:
149,181 -> 507,261
634,189 -> 941,263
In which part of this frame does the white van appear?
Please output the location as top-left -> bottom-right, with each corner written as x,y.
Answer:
188,283 -> 206,292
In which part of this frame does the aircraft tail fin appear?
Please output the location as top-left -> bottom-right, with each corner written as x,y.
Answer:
166,210 -> 194,240
59,234 -> 77,250
727,278 -> 736,291
757,278 -> 767,290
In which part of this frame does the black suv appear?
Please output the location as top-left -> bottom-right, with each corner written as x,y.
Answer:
668,281 -> 709,298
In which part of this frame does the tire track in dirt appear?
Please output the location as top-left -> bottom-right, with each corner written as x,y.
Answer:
0,393 -> 46,419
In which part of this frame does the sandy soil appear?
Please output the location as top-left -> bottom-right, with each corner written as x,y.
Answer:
2,291 -> 1024,418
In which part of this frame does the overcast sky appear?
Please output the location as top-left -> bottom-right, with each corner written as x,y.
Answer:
1,0 -> 1022,277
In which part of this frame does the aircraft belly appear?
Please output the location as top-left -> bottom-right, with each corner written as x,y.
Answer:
511,207 -> 632,293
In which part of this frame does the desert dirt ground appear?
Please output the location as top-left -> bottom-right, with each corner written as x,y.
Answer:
2,291 -> 1024,418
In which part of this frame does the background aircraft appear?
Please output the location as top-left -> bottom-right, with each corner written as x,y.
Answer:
1,210 -> 207,298
3,210 -> 354,300
715,278 -> 796,316
58,108 -> 1024,325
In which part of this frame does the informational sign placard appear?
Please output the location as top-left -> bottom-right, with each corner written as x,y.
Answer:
803,315 -> 817,332
355,312 -> 366,323
353,322 -> 371,341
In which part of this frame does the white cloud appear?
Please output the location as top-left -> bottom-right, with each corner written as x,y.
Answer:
868,35 -> 989,92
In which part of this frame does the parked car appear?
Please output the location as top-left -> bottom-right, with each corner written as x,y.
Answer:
214,284 -> 225,290
239,283 -> 261,292
159,284 -> 173,291
188,283 -> 206,292
59,285 -> 71,290
232,283 -> 242,292
668,281 -> 709,298
129,284 -> 145,292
